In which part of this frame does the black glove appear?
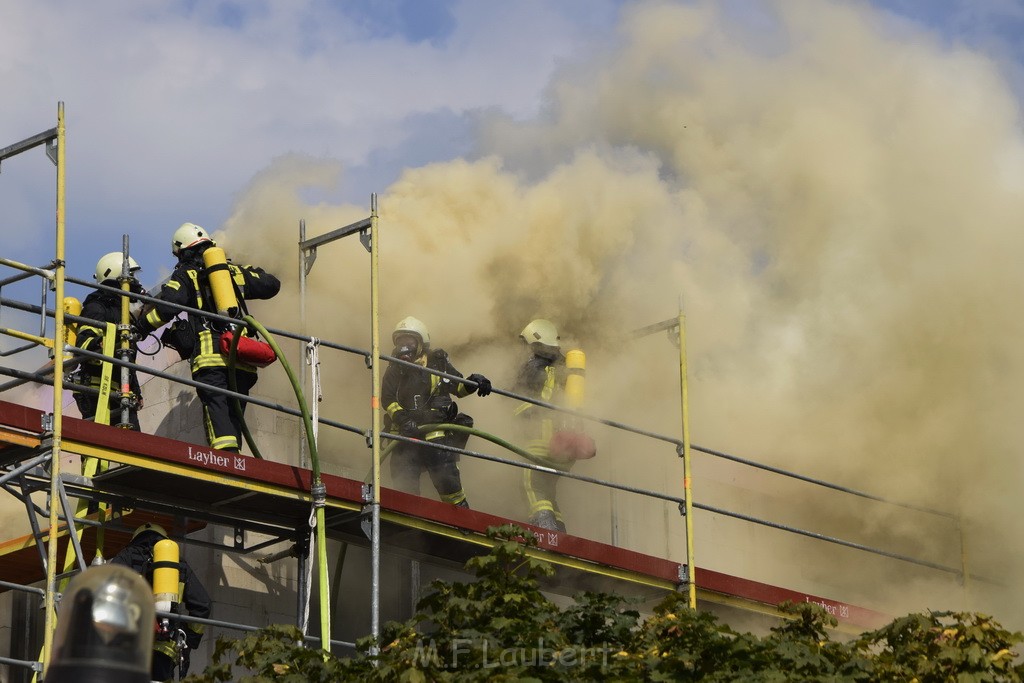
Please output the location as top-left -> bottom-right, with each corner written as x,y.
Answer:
395,411 -> 420,437
467,373 -> 492,397
184,627 -> 202,650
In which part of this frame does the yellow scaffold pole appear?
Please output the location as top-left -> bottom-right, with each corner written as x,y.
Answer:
678,308 -> 696,609
41,100 -> 67,674
369,194 -> 383,650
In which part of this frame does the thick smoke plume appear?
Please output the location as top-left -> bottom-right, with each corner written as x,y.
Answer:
219,1 -> 1024,624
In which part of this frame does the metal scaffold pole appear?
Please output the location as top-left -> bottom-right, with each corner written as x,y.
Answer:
298,219 -> 309,470
369,193 -> 382,648
41,100 -> 67,671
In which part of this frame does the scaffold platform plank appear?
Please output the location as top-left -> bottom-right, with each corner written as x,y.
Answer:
0,399 -> 888,629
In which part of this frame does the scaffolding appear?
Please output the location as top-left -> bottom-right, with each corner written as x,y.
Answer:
0,104 -> 972,680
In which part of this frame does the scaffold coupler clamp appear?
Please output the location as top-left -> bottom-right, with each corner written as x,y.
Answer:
677,500 -> 687,517
676,443 -> 685,458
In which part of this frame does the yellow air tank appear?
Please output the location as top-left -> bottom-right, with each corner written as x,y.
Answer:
63,297 -> 82,358
202,246 -> 238,317
549,349 -> 597,460
564,349 -> 586,410
152,538 -> 180,614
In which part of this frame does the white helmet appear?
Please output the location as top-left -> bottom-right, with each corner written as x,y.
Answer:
131,522 -> 167,540
393,316 -> 430,349
94,252 -> 141,284
520,319 -> 559,348
171,222 -> 214,256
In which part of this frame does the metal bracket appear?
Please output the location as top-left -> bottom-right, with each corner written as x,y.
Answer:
233,526 -> 245,550
360,483 -> 372,503
41,413 -> 54,434
359,229 -> 372,253
364,431 -> 373,449
45,140 -> 58,166
364,354 -> 373,369
677,501 -> 687,517
667,325 -> 681,349
359,500 -> 377,541
303,248 -> 317,276
678,565 -> 689,585
675,443 -> 684,458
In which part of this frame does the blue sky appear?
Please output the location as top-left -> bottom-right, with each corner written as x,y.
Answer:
0,0 -> 619,322
1,0 -> 1023,356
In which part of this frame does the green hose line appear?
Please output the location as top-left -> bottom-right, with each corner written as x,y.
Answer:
226,328 -> 265,459
417,423 -> 572,472
330,540 -> 349,618
316,505 -> 329,646
240,315 -> 331,651
242,316 -> 321,479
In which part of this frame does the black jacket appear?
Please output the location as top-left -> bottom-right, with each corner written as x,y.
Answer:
382,349 -> 476,428
75,289 -> 140,394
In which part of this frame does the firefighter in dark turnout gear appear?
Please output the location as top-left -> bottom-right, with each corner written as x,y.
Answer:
110,523 -> 212,682
382,316 -> 492,507
137,223 -> 281,452
71,252 -> 144,430
515,319 -> 568,532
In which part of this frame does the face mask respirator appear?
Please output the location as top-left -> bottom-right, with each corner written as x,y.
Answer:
393,343 -> 418,361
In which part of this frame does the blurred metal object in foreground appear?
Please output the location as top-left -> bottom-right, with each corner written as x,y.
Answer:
45,564 -> 154,683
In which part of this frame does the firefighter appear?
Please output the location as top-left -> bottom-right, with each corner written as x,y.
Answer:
136,223 -> 280,453
71,252 -> 144,430
110,523 -> 211,682
382,316 -> 492,507
514,319 -> 568,532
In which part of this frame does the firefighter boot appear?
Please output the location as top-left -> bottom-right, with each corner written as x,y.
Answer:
530,510 -> 559,531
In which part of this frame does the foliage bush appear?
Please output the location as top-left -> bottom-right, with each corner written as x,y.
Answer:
185,525 -> 1024,682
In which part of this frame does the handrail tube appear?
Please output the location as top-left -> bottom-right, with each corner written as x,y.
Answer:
0,579 -> 46,596
0,258 -> 55,281
0,453 -> 53,487
0,126 -> 57,161
694,501 -> 960,575
153,609 -> 356,650
384,428 -> 683,505
690,444 -> 953,519
0,364 -> 115,398
0,269 -> 37,288
0,655 -> 40,673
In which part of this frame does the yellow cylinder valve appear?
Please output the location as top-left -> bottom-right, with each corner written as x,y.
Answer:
202,246 -> 238,317
152,538 -> 180,614
564,349 -> 586,410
